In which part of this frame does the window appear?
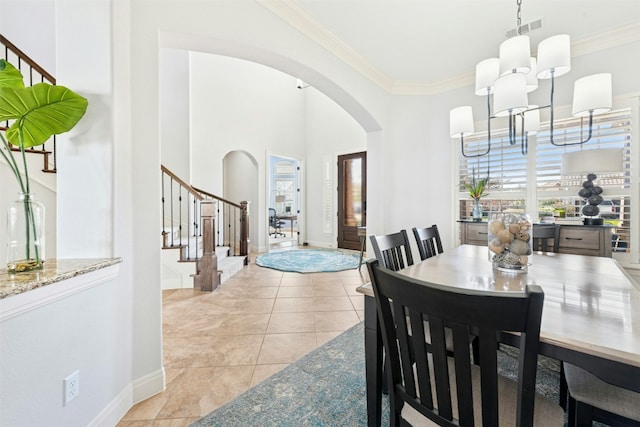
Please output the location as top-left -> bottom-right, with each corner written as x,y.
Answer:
458,108 -> 633,253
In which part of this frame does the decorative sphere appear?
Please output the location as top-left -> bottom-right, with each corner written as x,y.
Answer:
509,239 -> 531,255
587,173 -> 597,181
591,186 -> 603,195
582,204 -> 600,216
488,239 -> 505,254
578,188 -> 592,198
490,221 -> 505,235
497,229 -> 514,244
582,180 -> 593,189
588,194 -> 603,206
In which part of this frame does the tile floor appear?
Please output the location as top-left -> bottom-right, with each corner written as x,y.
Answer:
117,249 -> 368,426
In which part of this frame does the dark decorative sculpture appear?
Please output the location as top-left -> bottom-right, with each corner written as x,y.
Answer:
578,173 -> 604,225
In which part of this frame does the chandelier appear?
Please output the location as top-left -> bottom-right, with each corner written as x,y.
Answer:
450,0 -> 612,157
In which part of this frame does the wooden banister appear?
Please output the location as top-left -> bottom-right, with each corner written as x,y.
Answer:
1,34 -> 57,172
161,165 -> 204,201
0,34 -> 56,84
161,165 -> 249,291
191,186 -> 240,208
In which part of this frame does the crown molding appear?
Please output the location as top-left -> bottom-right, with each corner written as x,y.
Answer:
572,19 -> 640,57
257,0 -> 394,92
392,72 -> 475,96
258,2 -> 640,97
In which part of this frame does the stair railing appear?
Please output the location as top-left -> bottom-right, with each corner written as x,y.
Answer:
191,186 -> 249,259
0,34 -> 57,173
161,165 -> 249,290
161,165 -> 205,260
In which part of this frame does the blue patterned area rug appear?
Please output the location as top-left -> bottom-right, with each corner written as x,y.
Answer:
191,321 -> 383,427
256,249 -> 361,273
191,321 -> 564,427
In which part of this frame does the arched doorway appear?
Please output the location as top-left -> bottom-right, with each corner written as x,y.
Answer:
223,150 -> 259,252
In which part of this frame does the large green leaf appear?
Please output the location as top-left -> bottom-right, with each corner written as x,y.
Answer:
0,59 -> 25,89
0,82 -> 88,148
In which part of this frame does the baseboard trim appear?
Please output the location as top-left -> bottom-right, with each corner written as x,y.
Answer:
89,367 -> 165,426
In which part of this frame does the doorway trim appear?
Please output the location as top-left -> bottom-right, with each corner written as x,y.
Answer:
267,152 -> 304,249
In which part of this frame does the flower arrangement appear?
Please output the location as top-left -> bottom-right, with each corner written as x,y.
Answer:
0,59 -> 88,271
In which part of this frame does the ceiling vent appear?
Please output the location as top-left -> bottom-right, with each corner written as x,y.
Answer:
506,18 -> 543,38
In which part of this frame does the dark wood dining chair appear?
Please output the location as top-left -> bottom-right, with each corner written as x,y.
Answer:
366,258 -> 564,427
532,224 -> 559,252
412,224 -> 444,261
563,362 -> 640,426
369,229 -> 414,271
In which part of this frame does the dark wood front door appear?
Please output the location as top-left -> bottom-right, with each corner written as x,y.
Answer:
337,151 -> 366,250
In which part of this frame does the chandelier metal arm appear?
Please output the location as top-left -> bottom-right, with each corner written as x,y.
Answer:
461,91 -> 492,158
549,111 -> 594,146
545,72 -> 595,146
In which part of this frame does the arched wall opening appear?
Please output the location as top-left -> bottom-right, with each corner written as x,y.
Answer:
223,150 -> 259,250
159,32 -> 380,253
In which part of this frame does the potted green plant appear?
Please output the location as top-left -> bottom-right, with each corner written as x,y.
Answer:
464,169 -> 489,221
0,59 -> 88,272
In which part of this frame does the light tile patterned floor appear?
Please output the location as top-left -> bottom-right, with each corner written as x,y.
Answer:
117,250 -> 368,426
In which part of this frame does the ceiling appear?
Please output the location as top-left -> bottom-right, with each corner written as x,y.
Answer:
260,0 -> 640,94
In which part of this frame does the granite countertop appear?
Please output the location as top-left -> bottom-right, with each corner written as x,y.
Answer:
0,258 -> 122,299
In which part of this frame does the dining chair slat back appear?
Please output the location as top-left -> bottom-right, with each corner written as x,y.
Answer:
366,258 -> 564,427
532,224 -> 559,253
369,229 -> 414,271
412,225 -> 444,261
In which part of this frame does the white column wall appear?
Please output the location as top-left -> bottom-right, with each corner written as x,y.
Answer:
160,48 -> 191,179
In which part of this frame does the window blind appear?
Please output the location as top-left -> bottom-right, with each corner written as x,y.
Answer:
458,108 -> 633,252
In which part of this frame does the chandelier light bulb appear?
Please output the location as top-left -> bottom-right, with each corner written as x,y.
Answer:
537,34 -> 571,79
499,35 -> 531,76
572,73 -> 612,117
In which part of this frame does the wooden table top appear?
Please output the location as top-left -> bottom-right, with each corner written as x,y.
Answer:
358,245 -> 640,369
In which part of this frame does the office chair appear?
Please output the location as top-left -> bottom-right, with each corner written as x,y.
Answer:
269,208 -> 285,238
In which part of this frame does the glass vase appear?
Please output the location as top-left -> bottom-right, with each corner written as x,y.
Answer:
472,200 -> 483,222
6,193 -> 45,273
487,212 -> 532,273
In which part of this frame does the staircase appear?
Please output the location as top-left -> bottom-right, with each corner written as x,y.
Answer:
161,165 -> 249,291
0,34 -> 58,173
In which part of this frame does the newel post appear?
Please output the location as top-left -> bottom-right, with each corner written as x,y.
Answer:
240,201 -> 249,261
194,200 -> 219,292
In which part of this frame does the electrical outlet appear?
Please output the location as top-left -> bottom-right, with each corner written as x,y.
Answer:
63,370 -> 80,406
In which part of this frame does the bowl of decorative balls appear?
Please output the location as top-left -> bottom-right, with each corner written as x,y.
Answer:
487,213 -> 533,273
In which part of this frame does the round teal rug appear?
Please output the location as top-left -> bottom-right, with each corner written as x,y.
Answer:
256,249 -> 361,273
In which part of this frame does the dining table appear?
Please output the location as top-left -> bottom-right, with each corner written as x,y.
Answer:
356,244 -> 640,427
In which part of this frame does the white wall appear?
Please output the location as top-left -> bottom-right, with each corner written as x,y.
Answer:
305,88 -> 367,247
160,48 -> 191,179
0,0 -> 56,74
0,268 -> 123,426
0,1 -> 141,425
186,52 -> 367,250
189,52 -> 307,251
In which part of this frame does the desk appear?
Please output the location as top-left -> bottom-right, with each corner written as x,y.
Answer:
277,214 -> 297,237
357,245 -> 640,427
